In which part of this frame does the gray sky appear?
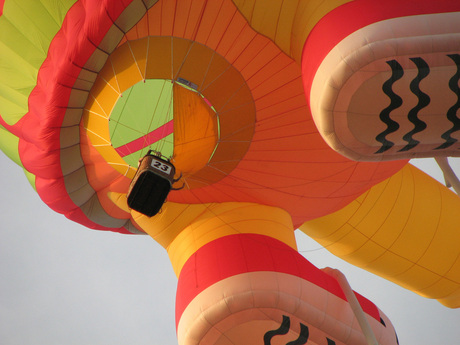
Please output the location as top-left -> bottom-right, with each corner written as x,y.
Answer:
0,152 -> 459,345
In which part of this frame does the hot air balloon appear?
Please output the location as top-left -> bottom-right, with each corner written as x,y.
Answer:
1,0 -> 459,344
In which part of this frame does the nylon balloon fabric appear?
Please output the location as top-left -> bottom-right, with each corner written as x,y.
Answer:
1,1 -> 460,344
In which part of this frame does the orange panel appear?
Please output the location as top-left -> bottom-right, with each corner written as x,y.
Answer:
171,0 -> 191,38
174,43 -> 215,88
199,52 -> 233,91
147,1 -> 162,35
214,14 -> 248,57
171,38 -> 194,79
172,83 -> 217,176
193,0 -> 224,45
202,67 -> 246,110
219,106 -> 255,140
145,36 -> 173,80
160,0 -> 176,36
232,34 -> 269,72
182,0 -> 207,40
205,0 -> 238,50
224,25 -> 257,64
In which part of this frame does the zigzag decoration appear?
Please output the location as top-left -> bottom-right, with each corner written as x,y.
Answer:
376,55 -> 460,154
399,57 -> 429,152
375,60 -> 403,153
264,315 -> 290,345
264,315 -> 336,345
286,323 -> 309,345
435,53 -> 460,150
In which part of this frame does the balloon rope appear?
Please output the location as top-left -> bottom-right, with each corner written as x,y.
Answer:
435,157 -> 460,195
322,268 -> 379,345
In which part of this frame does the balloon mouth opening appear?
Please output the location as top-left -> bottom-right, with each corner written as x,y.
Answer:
108,78 -> 220,179
81,36 -> 255,190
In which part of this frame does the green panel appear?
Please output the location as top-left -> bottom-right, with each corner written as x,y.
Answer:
0,81 -> 29,125
109,79 -> 175,166
0,0 -> 77,125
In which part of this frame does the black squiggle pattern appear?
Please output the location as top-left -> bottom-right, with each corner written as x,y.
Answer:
375,60 -> 403,153
436,53 -> 460,150
286,323 -> 309,345
399,57 -> 429,152
264,315 -> 290,345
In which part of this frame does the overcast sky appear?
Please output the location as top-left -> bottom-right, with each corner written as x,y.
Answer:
0,152 -> 459,345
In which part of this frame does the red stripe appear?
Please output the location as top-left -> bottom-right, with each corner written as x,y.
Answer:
0,0 -> 4,16
16,0 -> 138,233
301,0 -> 460,105
175,233 -> 380,326
114,120 -> 174,157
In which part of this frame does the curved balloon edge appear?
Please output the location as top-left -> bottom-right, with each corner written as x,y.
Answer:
7,0 -> 397,233
3,0 -> 456,236
299,163 -> 460,308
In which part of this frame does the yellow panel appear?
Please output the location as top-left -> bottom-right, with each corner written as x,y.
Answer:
302,197 -> 361,239
417,186 -> 460,274
292,0 -> 352,61
250,0 -> 283,45
389,173 -> 442,263
87,78 -> 120,118
366,251 -> 414,278
418,278 -> 460,301
232,0 -> 353,61
324,228 -> 369,257
128,39 -> 150,80
124,202 -> 297,276
346,180 -> 395,232
368,191 -> 413,250
395,265 -> 441,291
83,96 -> 107,122
83,109 -> 110,135
132,203 -> 208,246
274,0 -> 300,54
166,203 -> 296,276
110,43 -> 144,92
82,112 -> 110,147
315,223 -> 357,251
300,164 -> 460,307
343,240 -> 386,268
96,59 -> 120,95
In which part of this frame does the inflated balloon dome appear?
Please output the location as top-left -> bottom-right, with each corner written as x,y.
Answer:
1,1 -> 459,344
